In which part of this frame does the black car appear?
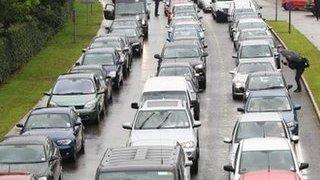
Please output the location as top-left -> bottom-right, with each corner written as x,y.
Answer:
71,65 -> 113,103
109,18 -> 147,40
17,107 -> 85,161
110,27 -> 144,56
154,41 -> 208,89
0,135 -> 62,180
77,48 -> 124,89
86,36 -> 131,77
108,34 -> 133,64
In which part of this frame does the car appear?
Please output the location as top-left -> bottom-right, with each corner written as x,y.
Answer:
45,73 -> 106,123
70,65 -> 113,103
154,41 -> 208,89
223,138 -> 309,180
238,89 -> 301,135
95,145 -> 191,180
167,22 -> 205,43
231,18 -> 267,41
77,48 -> 124,89
199,0 -> 212,12
211,0 -> 233,22
0,136 -> 62,180
228,0 -> 262,21
104,34 -> 133,63
223,112 -> 298,166
172,3 -> 199,14
282,0 -> 308,10
234,39 -> 281,68
0,173 -> 36,180
17,107 -> 85,161
244,71 -> 292,100
111,27 -> 144,56
228,12 -> 259,39
171,11 -> 203,24
157,62 -> 200,92
122,99 -> 201,174
132,76 -> 200,120
86,36 -> 131,77
109,18 -> 147,39
229,61 -> 276,99
239,170 -> 302,180
233,28 -> 274,51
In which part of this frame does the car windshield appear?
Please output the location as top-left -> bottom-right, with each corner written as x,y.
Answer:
174,5 -> 195,13
163,46 -> 200,58
237,63 -> 274,74
113,28 -> 138,37
25,113 -> 71,129
53,78 -> 95,95
240,30 -> 268,40
173,30 -> 199,39
238,22 -> 266,31
113,21 -> 137,28
71,69 -> 104,79
239,150 -> 295,174
240,44 -> 272,58
142,91 -> 187,102
235,121 -> 286,143
0,145 -> 46,164
159,67 -> 192,77
247,96 -> 291,112
99,171 -> 174,180
90,40 -> 121,49
83,53 -> 115,65
134,110 -> 190,129
249,76 -> 284,90
115,2 -> 145,15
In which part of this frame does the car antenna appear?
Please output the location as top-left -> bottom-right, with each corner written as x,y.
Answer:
160,131 -> 164,165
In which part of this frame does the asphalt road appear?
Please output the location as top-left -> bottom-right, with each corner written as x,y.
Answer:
63,3 -> 320,180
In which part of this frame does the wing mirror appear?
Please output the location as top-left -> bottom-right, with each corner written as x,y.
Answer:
291,135 -> 299,144
43,91 -> 51,96
204,44 -> 208,48
223,137 -> 232,144
131,102 -> 139,109
193,121 -> 201,128
75,62 -> 81,66
294,104 -> 301,110
154,54 -> 162,60
223,165 -> 235,172
82,48 -> 87,53
122,122 -> 132,130
237,107 -> 245,112
16,123 -> 24,129
229,70 -> 235,75
232,55 -> 238,58
202,52 -> 209,57
299,163 -> 309,170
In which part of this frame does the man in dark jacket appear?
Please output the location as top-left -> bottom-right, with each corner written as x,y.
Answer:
155,0 -> 160,16
315,0 -> 320,20
281,50 -> 309,93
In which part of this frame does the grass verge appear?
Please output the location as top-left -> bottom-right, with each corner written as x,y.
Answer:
0,0 -> 102,138
268,20 -> 320,107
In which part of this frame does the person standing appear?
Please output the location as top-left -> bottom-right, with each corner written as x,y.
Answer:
155,0 -> 160,16
315,0 -> 320,20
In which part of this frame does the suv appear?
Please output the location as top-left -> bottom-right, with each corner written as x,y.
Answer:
95,145 -> 191,180
45,73 -> 105,123
123,99 -> 201,174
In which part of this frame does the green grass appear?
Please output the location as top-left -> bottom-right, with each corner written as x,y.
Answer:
0,0 -> 102,138
268,20 -> 320,106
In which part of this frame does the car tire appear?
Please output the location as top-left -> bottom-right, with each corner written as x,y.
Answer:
123,66 -> 129,78
191,156 -> 199,174
194,104 -> 200,120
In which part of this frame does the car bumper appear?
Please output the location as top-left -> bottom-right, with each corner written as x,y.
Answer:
233,85 -> 245,95
75,108 -> 99,122
58,145 -> 75,159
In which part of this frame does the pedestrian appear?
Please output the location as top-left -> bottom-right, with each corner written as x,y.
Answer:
155,0 -> 160,16
315,0 -> 320,20
281,50 -> 310,93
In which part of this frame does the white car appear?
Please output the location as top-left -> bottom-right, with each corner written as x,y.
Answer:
233,28 -> 274,51
122,99 -> 201,174
229,61 -> 276,99
231,18 -> 267,41
223,137 -> 309,180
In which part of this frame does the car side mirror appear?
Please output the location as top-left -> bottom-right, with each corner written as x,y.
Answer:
166,38 -> 171,42
229,70 -> 235,75
202,52 -> 208,57
204,44 -> 208,48
287,84 -> 293,90
237,107 -> 245,112
124,47 -> 129,52
232,55 -> 238,58
16,123 -> 24,129
190,100 -> 197,108
75,62 -> 81,66
131,102 -> 139,109
49,155 -> 60,162
122,122 -> 132,130
198,16 -> 203,20
291,135 -> 299,144
193,121 -> 201,128
43,91 -> 51,96
154,54 -> 162,60
299,163 -> 309,170
259,6 -> 263,9
185,160 -> 193,167
294,104 -> 301,110
82,48 -> 87,53
223,137 -> 232,144
223,165 -> 235,172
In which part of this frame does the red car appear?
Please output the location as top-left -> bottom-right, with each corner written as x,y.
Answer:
0,173 -> 36,180
282,0 -> 308,10
240,170 -> 301,180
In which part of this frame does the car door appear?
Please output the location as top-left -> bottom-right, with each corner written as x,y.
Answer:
47,141 -> 60,180
72,110 -> 82,151
114,52 -> 123,80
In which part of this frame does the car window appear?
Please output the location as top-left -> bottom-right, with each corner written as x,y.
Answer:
83,53 -> 115,66
53,78 -> 95,94
237,63 -> 274,74
0,145 -> 47,163
247,96 -> 292,112
240,44 -> 273,58
163,46 -> 200,59
98,171 -> 174,180
248,76 -> 284,90
142,91 -> 187,102
25,113 -> 72,129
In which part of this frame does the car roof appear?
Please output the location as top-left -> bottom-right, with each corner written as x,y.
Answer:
249,89 -> 288,97
241,138 -> 291,151
140,99 -> 186,110
241,39 -> 270,46
93,36 -> 121,41
98,146 -> 182,172
30,107 -> 73,115
239,170 -> 300,180
143,76 -> 188,92
1,135 -> 49,146
239,112 -> 282,122
85,48 -> 116,54
249,71 -> 282,77
160,62 -> 192,68
58,73 -> 95,80
174,2 -> 194,6
239,18 -> 265,23
72,64 -> 104,71
165,41 -> 199,48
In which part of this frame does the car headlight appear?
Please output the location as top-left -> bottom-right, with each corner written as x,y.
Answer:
195,64 -> 204,69
108,71 -> 117,78
141,19 -> 146,25
38,177 -> 47,180
181,141 -> 196,148
56,139 -> 72,146
48,101 -> 58,107
136,15 -> 140,21
234,81 -> 244,88
84,99 -> 97,109
287,121 -> 295,128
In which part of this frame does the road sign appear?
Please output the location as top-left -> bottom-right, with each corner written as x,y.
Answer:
286,2 -> 295,10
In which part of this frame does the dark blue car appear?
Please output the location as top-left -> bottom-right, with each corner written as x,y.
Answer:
237,89 -> 301,135
17,107 -> 85,161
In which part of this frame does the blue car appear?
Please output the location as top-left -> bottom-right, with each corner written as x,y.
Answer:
17,107 -> 85,161
237,89 -> 301,135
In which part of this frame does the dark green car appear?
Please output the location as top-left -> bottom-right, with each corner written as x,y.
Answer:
45,73 -> 105,123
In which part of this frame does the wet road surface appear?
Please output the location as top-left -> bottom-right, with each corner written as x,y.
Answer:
63,3 -> 320,180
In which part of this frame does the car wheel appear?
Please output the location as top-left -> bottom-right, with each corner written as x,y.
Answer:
190,156 -> 199,174
194,104 -> 200,120
123,66 -> 129,78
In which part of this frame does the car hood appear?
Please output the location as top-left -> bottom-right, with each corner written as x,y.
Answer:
233,74 -> 248,84
102,65 -> 117,73
22,128 -> 74,141
130,129 -> 196,145
239,57 -> 275,66
240,170 -> 300,180
216,1 -> 231,9
51,94 -> 95,106
0,162 -> 48,177
164,58 -> 203,67
278,111 -> 295,123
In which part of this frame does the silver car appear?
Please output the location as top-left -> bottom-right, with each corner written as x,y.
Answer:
122,99 -> 201,174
